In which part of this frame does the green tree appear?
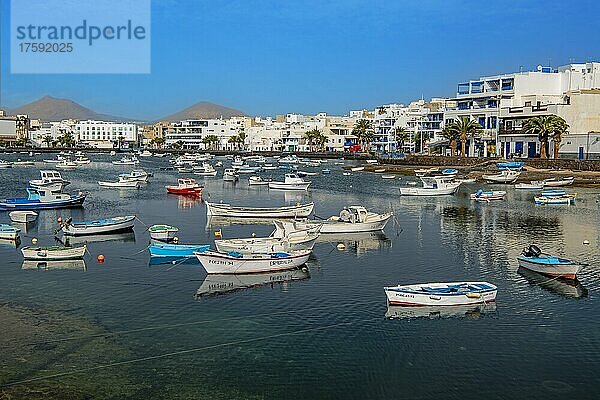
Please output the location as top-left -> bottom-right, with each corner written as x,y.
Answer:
58,132 -> 74,148
523,116 -> 552,159
314,131 -> 328,151
150,136 -> 166,149
447,117 -> 482,157
441,125 -> 461,156
352,119 -> 374,153
551,116 -> 569,159
202,134 -> 219,150
393,127 -> 409,152
303,129 -> 320,152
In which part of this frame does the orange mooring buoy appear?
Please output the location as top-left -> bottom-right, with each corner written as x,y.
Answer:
97,254 -> 105,263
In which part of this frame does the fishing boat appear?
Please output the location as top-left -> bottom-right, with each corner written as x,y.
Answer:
9,210 -> 38,223
21,245 -> 87,260
205,202 -> 314,218
112,156 -> 138,165
296,206 -> 392,233
540,189 -> 567,197
195,249 -> 312,274
29,170 -> 70,190
517,245 -> 584,279
263,164 -> 277,170
482,170 -> 521,183
456,178 -> 476,184
268,174 -> 311,190
414,167 -> 439,177
441,168 -> 458,176
322,169 -> 331,174
515,182 -> 543,190
196,268 -> 310,297
278,155 -> 300,164
214,223 -> 319,253
0,224 -> 20,240
148,224 -> 179,242
13,159 -> 35,166
350,166 -> 365,172
496,161 -> 525,171
399,176 -> 461,196
297,171 -> 319,177
534,194 -> 576,205
384,282 -> 498,306
61,215 -> 135,236
0,160 -> 12,168
381,174 -> 396,180
248,176 -> 270,186
373,168 -> 386,173
0,187 -> 86,210
223,169 -> 239,182
74,157 -> 91,165
533,176 -> 575,187
139,150 -> 153,157
56,160 -> 78,169
98,179 -> 140,188
166,178 -> 203,195
193,163 -> 218,176
237,165 -> 261,174
149,242 -> 210,258
470,189 -> 507,202
119,169 -> 148,182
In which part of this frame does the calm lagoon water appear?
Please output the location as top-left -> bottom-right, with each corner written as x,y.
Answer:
0,153 -> 599,399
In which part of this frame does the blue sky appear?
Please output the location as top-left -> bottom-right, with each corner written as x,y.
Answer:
1,0 -> 599,120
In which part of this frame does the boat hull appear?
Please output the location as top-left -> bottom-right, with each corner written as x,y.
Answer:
268,182 -> 311,190
166,187 -> 202,195
385,282 -> 497,306
21,245 -> 86,260
206,202 -> 314,218
62,216 -> 135,236
98,181 -> 140,188
300,213 -> 392,233
0,195 -> 86,210
517,257 -> 582,279
149,243 -> 210,258
400,185 -> 459,196
196,250 -> 311,274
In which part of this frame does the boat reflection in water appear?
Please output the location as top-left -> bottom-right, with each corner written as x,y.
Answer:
205,216 -> 277,230
518,266 -> 588,299
63,231 -> 136,246
0,237 -> 20,249
178,195 -> 203,209
386,302 -> 497,320
317,231 -> 392,257
196,267 -> 310,298
21,259 -> 86,271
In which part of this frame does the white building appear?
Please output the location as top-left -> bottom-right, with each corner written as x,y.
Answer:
29,120 -> 77,147
77,120 -> 139,148
164,118 -> 249,150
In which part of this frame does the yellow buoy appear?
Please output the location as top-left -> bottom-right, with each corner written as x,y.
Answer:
337,243 -> 346,251
32,237 -> 38,244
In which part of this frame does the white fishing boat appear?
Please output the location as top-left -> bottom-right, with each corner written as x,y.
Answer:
297,170 -> 319,177
29,170 -> 70,190
205,202 -> 314,218
74,157 -> 91,165
373,168 -> 386,173
21,245 -> 87,260
414,167 -> 439,177
56,160 -> 78,169
278,155 -> 300,164
0,160 -> 12,168
13,159 -> 35,166
119,169 -> 149,182
456,178 -> 476,184
61,215 -> 135,236
98,179 -> 140,188
139,150 -> 153,157
351,166 -> 365,172
223,168 -> 239,182
482,170 -> 521,183
268,174 -> 311,190
248,176 -> 270,186
112,156 -> 138,165
399,176 -> 461,196
533,176 -> 575,187
295,206 -> 392,233
9,210 -> 38,223
193,163 -> 218,176
517,245 -> 584,280
381,174 -> 396,180
214,227 -> 318,253
148,224 -> 179,242
470,189 -> 507,202
195,249 -> 312,274
534,194 -> 576,205
384,282 -> 498,306
0,224 -> 20,240
515,182 -> 543,190
263,164 -> 277,170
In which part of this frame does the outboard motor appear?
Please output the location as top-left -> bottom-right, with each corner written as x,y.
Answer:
522,244 -> 542,257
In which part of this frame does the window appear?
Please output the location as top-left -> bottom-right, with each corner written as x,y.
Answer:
525,101 -> 531,107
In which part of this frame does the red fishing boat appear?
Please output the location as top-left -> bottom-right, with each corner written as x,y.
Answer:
166,178 -> 203,195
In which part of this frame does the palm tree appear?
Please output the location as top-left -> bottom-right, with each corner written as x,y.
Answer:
352,119 -> 374,153
523,116 -> 556,159
43,135 -> 53,148
150,136 -> 165,149
303,129 -> 321,152
393,127 -> 409,153
441,125 -> 460,156
448,117 -> 482,157
550,116 -> 569,159
314,131 -> 328,151
238,131 -> 247,151
202,135 -> 219,150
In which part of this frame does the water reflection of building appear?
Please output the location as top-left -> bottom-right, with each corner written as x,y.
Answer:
317,231 -> 392,257
178,195 -> 203,209
195,267 -> 310,298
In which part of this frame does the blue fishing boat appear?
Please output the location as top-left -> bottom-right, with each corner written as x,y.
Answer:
540,189 -> 567,197
0,187 -> 86,211
149,243 -> 210,258
61,215 -> 135,236
496,161 -> 525,171
441,168 -> 458,175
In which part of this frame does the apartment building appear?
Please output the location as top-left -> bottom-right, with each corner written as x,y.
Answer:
76,120 -> 139,148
